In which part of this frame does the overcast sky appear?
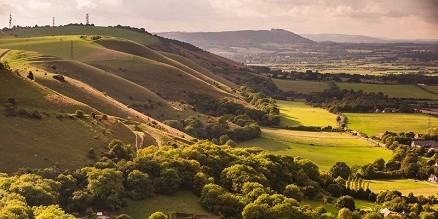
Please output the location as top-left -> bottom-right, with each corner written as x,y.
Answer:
1,0 -> 437,39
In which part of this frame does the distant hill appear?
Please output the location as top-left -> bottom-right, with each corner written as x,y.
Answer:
301,33 -> 438,44
158,29 -> 314,50
301,33 -> 388,43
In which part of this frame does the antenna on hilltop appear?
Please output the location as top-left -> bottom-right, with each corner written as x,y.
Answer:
52,17 -> 55,27
9,13 -> 12,29
86,13 -> 89,25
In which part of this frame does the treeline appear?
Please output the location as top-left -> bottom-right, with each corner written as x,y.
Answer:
306,84 -> 418,113
257,68 -> 438,85
188,93 -> 280,126
1,140 -> 437,218
164,116 -> 261,143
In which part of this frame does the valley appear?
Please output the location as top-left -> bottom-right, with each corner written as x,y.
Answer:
0,23 -> 437,219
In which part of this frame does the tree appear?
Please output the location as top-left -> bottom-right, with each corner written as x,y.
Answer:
337,208 -> 352,219
107,139 -> 134,161
283,184 -> 304,202
32,205 -> 75,219
86,168 -> 124,210
329,162 -> 351,179
336,196 -> 355,211
7,174 -> 61,206
126,170 -> 153,200
148,212 -> 168,219
220,164 -> 269,192
154,168 -> 181,194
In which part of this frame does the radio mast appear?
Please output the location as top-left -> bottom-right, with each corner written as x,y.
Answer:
9,13 -> 12,29
86,13 -> 89,25
52,17 -> 55,27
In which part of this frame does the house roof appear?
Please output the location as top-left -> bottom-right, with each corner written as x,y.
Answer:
412,140 -> 437,147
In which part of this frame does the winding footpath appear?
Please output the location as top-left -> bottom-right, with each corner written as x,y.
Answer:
0,49 -> 11,62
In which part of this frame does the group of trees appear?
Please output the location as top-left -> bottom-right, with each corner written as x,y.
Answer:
0,139 -> 437,218
306,84 -> 420,113
164,116 -> 261,143
259,67 -> 438,85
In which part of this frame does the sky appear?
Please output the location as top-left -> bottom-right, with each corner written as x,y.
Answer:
0,0 -> 437,40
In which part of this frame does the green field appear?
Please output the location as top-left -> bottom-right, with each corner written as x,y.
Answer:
239,128 -> 393,171
368,179 -> 438,197
302,199 -> 374,215
277,100 -> 337,127
337,83 -> 438,99
273,79 -> 329,94
345,113 -> 438,136
118,190 -> 211,218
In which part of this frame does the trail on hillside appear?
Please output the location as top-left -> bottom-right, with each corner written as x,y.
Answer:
0,49 -> 11,62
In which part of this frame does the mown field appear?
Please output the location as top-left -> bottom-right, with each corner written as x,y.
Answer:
239,128 -> 393,171
302,199 -> 374,215
273,79 -> 329,94
277,100 -> 337,127
337,83 -> 438,99
368,179 -> 438,197
345,113 -> 438,136
118,190 -> 211,218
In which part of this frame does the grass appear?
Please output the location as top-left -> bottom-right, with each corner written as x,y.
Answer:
337,83 -> 438,99
277,100 -> 337,127
345,113 -> 438,136
2,26 -> 159,46
367,179 -> 438,197
239,128 -> 393,171
273,79 -> 329,94
118,190 -> 211,218
302,199 -> 374,215
0,67 -> 135,173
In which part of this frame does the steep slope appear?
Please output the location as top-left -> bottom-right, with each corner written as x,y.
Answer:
0,65 -> 136,173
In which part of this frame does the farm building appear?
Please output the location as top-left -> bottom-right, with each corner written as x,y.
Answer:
96,212 -> 108,219
379,208 -> 404,218
411,140 -> 438,150
428,174 -> 438,183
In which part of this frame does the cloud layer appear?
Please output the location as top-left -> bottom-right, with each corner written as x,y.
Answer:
0,0 -> 437,39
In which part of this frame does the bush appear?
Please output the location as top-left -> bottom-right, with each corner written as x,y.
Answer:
52,74 -> 65,82
283,184 -> 304,202
27,71 -> 34,80
148,212 -> 168,219
336,195 -> 355,211
101,114 -> 108,120
75,110 -> 85,118
6,98 -> 16,105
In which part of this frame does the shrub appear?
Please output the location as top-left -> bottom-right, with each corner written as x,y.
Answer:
27,71 -> 34,80
148,212 -> 168,219
75,110 -> 85,118
336,195 -> 355,211
101,114 -> 108,120
283,184 -> 304,202
52,74 -> 65,82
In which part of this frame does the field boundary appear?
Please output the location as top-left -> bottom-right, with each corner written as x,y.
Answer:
416,84 -> 438,96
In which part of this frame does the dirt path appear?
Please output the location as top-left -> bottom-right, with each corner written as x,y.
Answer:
0,49 -> 11,62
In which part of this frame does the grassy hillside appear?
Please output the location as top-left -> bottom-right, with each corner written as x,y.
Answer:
2,26 -> 159,46
273,79 -> 330,94
337,83 -> 438,99
0,67 -> 135,173
239,128 -> 392,171
277,100 -> 337,127
345,113 -> 438,136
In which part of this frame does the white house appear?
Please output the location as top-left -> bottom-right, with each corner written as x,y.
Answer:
428,174 -> 438,183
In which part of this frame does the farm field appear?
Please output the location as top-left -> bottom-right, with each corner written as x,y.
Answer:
345,113 -> 438,136
337,83 -> 438,99
277,100 -> 337,127
420,84 -> 438,94
273,79 -> 329,94
367,179 -> 438,197
239,128 -> 393,171
118,190 -> 211,218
